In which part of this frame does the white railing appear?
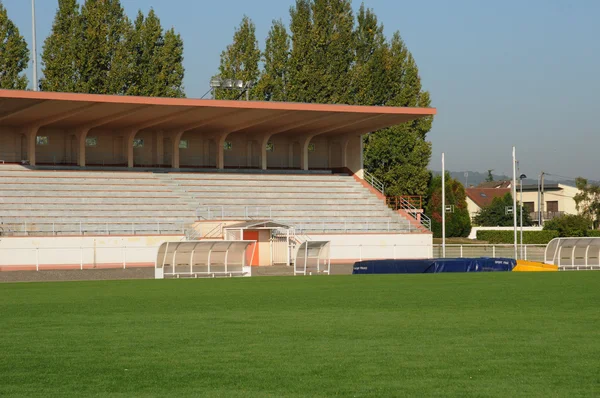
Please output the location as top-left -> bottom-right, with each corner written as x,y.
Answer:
0,245 -> 157,271
195,205 -> 273,220
0,221 -> 187,237
432,244 -> 547,262
364,170 -> 384,195
279,218 -> 415,233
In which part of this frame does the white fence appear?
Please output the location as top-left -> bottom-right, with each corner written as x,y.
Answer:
432,244 -> 547,262
0,245 -> 157,271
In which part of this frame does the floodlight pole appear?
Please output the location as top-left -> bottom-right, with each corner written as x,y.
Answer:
512,147 -> 518,260
442,152 -> 446,258
520,177 -> 524,259
31,0 -> 38,91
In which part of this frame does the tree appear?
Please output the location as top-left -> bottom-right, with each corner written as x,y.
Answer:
350,4 -> 387,107
216,16 -> 260,100
574,177 -> 600,229
40,0 -> 80,92
0,2 -> 29,90
425,173 -> 471,238
308,0 -> 354,104
157,28 -> 185,98
41,1 -> 184,97
473,193 -> 533,227
543,214 -> 593,237
286,0 -> 354,104
256,19 -> 290,102
76,0 -> 132,94
286,0 -> 313,103
125,9 -> 185,98
363,33 -> 433,196
486,170 -> 494,182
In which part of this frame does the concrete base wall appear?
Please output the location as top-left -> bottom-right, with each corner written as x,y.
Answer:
0,235 -> 183,271
305,233 -> 433,261
0,232 -> 432,272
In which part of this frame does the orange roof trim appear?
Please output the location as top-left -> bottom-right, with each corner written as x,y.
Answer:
0,89 -> 436,136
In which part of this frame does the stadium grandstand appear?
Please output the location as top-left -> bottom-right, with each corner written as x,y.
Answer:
0,89 -> 436,273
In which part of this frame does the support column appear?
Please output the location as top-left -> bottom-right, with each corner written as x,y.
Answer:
23,126 -> 40,166
74,128 -> 90,167
288,142 -> 294,168
170,131 -> 184,169
215,132 -> 229,170
298,134 -> 316,171
327,139 -> 333,169
259,134 -> 272,170
246,141 -> 253,168
126,129 -> 138,168
155,131 -> 164,166
340,133 -> 358,170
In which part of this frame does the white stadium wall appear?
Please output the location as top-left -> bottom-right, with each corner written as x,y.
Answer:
0,235 -> 183,270
305,233 -> 433,262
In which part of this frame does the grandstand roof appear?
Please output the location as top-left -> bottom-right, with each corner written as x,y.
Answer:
0,89 -> 436,136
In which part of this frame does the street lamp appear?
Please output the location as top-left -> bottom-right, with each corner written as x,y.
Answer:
519,173 -> 527,259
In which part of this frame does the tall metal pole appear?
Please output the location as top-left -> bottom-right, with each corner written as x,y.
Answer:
537,174 -> 542,227
512,147 -> 518,260
540,171 -> 545,226
442,152 -> 446,258
520,178 -> 524,259
31,0 -> 38,91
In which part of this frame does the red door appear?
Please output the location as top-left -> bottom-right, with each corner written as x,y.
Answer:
243,230 -> 260,266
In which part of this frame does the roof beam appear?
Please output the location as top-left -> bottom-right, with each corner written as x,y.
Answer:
344,115 -> 414,136
0,100 -> 46,123
264,113 -> 340,136
312,114 -> 385,136
168,109 -> 245,134
127,108 -> 196,132
30,103 -> 99,129
82,105 -> 152,130
224,111 -> 295,135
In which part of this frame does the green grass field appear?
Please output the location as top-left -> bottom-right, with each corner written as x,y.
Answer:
1,273 -> 599,397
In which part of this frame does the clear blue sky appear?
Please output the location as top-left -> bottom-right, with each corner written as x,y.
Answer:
3,0 -> 599,180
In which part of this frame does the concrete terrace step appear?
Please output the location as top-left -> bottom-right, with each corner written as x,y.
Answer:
0,191 -> 179,198
173,179 -> 357,187
0,184 -> 172,192
0,168 -> 427,236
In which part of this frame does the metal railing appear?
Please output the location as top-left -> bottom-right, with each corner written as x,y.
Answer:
278,218 -> 415,233
393,196 -> 431,231
364,170 -> 385,195
432,244 -> 547,262
185,223 -> 224,240
530,211 -> 565,221
387,196 -> 423,210
195,205 -> 273,220
0,221 -> 187,236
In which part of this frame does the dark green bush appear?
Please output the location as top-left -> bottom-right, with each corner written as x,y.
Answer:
476,230 -> 559,244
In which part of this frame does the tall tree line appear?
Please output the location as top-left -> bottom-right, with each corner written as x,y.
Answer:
0,2 -> 29,89
40,0 -> 185,97
217,1 -> 434,196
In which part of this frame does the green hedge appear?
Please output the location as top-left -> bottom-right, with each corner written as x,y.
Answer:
588,230 -> 600,237
476,230 -> 559,244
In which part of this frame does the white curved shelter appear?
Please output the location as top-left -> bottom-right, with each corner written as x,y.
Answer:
294,241 -> 331,276
155,240 -> 255,278
545,238 -> 600,270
